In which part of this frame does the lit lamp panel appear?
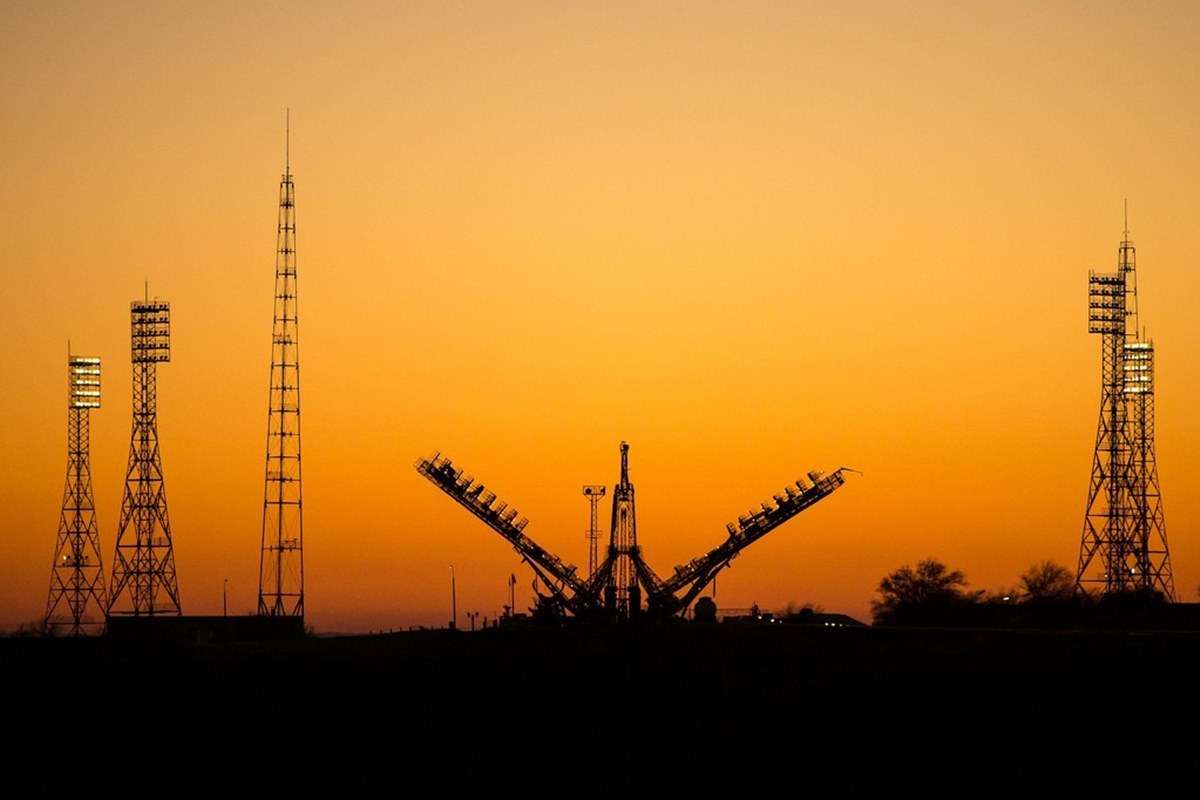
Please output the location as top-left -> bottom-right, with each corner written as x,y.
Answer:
69,356 -> 101,409
1123,341 -> 1154,395
131,301 -> 170,363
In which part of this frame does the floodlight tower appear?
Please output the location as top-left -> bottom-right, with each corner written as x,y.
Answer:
582,485 -> 606,578
258,112 -> 305,617
1076,212 -> 1174,599
108,294 -> 181,616
44,352 -> 107,635
1123,339 -> 1173,597
604,442 -> 641,617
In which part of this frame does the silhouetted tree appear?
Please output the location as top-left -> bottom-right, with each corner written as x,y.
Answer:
1019,560 -> 1074,603
871,558 -> 978,625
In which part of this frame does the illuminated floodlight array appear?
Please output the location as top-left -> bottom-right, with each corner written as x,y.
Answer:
131,300 -> 170,363
1123,341 -> 1154,396
69,356 -> 101,409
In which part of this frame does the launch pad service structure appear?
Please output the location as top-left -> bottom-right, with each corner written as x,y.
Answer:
418,442 -> 855,621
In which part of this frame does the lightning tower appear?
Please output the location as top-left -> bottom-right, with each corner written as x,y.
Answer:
582,485 -> 606,578
108,293 -> 181,616
258,112 -> 305,617
44,352 -> 107,635
1076,210 -> 1174,599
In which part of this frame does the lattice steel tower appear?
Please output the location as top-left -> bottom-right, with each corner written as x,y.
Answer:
258,113 -> 305,617
108,294 -> 181,615
44,352 -> 107,635
1076,211 -> 1174,599
582,485 -> 606,578
604,442 -> 642,617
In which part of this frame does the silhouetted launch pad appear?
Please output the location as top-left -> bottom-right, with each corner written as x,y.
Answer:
417,442 -> 855,620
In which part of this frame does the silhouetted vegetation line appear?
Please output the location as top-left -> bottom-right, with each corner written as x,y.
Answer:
871,557 -> 1181,628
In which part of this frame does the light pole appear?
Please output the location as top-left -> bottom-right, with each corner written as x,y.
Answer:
449,564 -> 457,630
223,577 -> 228,617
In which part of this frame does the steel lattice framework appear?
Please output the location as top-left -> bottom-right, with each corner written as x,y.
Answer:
603,443 -> 641,615
417,442 -> 854,620
44,353 -> 108,635
1076,218 -> 1174,599
108,296 -> 181,616
582,485 -> 606,579
258,115 -> 304,617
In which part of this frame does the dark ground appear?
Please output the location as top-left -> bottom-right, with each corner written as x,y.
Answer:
3,623 -> 1199,791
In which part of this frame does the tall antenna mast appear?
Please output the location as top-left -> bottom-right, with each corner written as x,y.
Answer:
45,352 -> 107,634
258,112 -> 305,617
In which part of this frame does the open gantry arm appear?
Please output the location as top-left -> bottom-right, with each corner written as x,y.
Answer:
648,467 -> 859,615
415,453 -> 598,615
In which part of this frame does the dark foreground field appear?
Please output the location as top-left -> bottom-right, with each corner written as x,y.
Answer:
4,623 -> 1199,790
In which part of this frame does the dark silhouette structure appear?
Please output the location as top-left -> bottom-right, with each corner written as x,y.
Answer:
44,352 -> 107,635
108,293 -> 181,616
1077,210 -> 1174,599
416,441 -> 854,620
602,442 -> 641,615
258,112 -> 305,618
581,484 -> 606,579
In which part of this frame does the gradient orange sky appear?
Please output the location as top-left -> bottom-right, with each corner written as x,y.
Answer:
2,2 -> 1198,631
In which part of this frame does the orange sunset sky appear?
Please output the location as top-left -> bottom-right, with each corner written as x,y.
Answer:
1,2 -> 1198,631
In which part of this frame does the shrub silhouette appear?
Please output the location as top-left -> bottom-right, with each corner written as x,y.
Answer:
871,558 -> 978,625
1019,560 -> 1075,603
